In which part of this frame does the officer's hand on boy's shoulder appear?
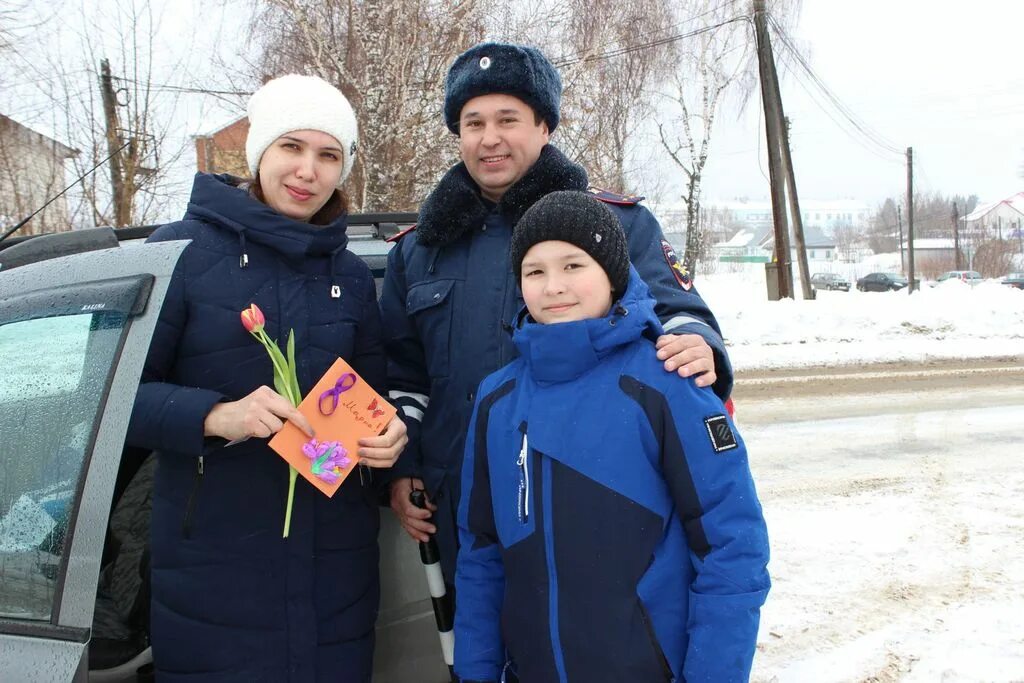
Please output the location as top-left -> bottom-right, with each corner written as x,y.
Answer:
655,333 -> 716,388
390,477 -> 437,543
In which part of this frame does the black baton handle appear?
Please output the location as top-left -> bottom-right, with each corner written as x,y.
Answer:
410,488 -> 440,564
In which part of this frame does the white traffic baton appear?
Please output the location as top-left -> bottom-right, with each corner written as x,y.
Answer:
410,488 -> 456,682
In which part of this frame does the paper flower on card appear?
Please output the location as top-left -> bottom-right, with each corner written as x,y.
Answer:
302,438 -> 352,485
241,303 -> 303,537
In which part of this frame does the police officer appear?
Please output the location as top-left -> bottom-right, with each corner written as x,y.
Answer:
379,42 -> 734,585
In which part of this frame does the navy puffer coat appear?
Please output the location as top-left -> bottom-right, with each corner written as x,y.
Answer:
126,173 -> 385,682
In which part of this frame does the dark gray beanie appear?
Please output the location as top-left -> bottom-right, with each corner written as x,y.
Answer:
444,42 -> 561,134
511,191 -> 630,295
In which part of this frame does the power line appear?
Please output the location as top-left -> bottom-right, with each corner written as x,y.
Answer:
765,13 -> 903,159
109,15 -> 750,99
552,16 -> 749,69
111,75 -> 250,97
548,0 -> 747,68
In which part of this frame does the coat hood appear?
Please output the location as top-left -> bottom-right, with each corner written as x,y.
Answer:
512,266 -> 663,384
182,173 -> 350,268
416,144 -> 588,247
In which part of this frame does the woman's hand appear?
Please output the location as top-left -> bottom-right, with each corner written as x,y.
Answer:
357,416 -> 408,468
204,385 -> 314,441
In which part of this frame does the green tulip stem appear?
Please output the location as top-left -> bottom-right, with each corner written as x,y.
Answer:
283,466 -> 298,537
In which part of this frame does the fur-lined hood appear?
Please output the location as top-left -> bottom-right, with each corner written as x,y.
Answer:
415,144 -> 588,247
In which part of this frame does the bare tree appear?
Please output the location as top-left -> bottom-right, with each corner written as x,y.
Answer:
550,0 -> 674,193
247,0 -> 488,211
656,0 -> 801,275
972,239 -> 1016,278
655,4 -> 758,275
73,0 -> 190,226
831,224 -> 862,262
1,0 -> 191,229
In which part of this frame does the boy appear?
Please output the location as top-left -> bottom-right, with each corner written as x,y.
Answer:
454,191 -> 770,683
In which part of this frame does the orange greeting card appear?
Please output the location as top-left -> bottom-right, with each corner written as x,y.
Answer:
269,357 -> 396,497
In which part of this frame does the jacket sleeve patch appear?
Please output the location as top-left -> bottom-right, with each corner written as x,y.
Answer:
660,239 -> 692,291
704,414 -> 737,453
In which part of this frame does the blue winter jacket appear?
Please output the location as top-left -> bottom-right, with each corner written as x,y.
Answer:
455,268 -> 770,683
380,145 -> 733,582
126,173 -> 384,682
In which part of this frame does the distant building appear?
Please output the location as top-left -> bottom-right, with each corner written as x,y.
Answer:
704,197 -> 871,238
965,192 -> 1024,239
194,117 -> 250,178
903,237 -> 959,272
713,224 -> 838,263
0,114 -> 79,236
908,238 -> 956,255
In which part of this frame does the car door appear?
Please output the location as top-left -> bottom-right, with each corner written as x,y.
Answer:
0,236 -> 186,682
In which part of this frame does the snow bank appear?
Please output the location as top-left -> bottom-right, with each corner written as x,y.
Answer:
698,264 -> 1024,370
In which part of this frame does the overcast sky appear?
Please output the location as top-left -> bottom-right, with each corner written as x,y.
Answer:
697,0 -> 1023,208
3,0 -> 1021,221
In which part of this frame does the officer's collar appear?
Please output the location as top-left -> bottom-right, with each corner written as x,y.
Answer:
415,144 -> 588,247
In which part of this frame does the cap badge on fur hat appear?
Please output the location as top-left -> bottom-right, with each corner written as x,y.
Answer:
594,233 -> 603,243
444,42 -> 562,134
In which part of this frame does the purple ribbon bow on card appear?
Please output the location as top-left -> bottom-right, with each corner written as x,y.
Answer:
319,373 -> 357,415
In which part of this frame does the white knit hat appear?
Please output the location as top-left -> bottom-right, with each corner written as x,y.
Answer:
245,74 -> 358,185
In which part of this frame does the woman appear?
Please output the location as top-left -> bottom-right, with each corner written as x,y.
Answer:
126,74 -> 407,682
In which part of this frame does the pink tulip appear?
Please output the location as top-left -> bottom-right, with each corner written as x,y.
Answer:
240,304 -> 265,333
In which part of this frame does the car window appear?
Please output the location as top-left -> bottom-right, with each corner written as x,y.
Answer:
0,302 -> 132,622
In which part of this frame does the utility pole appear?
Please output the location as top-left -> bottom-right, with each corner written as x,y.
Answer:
952,202 -> 962,270
906,147 -> 915,293
99,58 -> 129,227
783,117 -> 814,299
897,205 -> 904,271
753,0 -> 793,299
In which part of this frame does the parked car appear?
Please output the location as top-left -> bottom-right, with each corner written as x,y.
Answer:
937,270 -> 983,286
809,272 -> 851,292
1000,273 -> 1024,290
855,272 -> 910,292
0,224 -> 445,682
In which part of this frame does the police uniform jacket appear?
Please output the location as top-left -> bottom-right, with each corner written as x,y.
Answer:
379,145 -> 733,581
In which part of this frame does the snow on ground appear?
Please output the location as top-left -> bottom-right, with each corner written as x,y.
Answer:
744,397 -> 1024,683
697,263 -> 1024,370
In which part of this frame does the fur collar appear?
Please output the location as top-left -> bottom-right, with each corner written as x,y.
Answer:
416,144 -> 588,247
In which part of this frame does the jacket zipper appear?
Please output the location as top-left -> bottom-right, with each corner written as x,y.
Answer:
638,600 -> 675,682
182,455 -> 204,539
517,432 -> 529,524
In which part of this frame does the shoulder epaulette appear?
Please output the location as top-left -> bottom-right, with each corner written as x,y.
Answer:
587,186 -> 646,206
385,224 -> 417,243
